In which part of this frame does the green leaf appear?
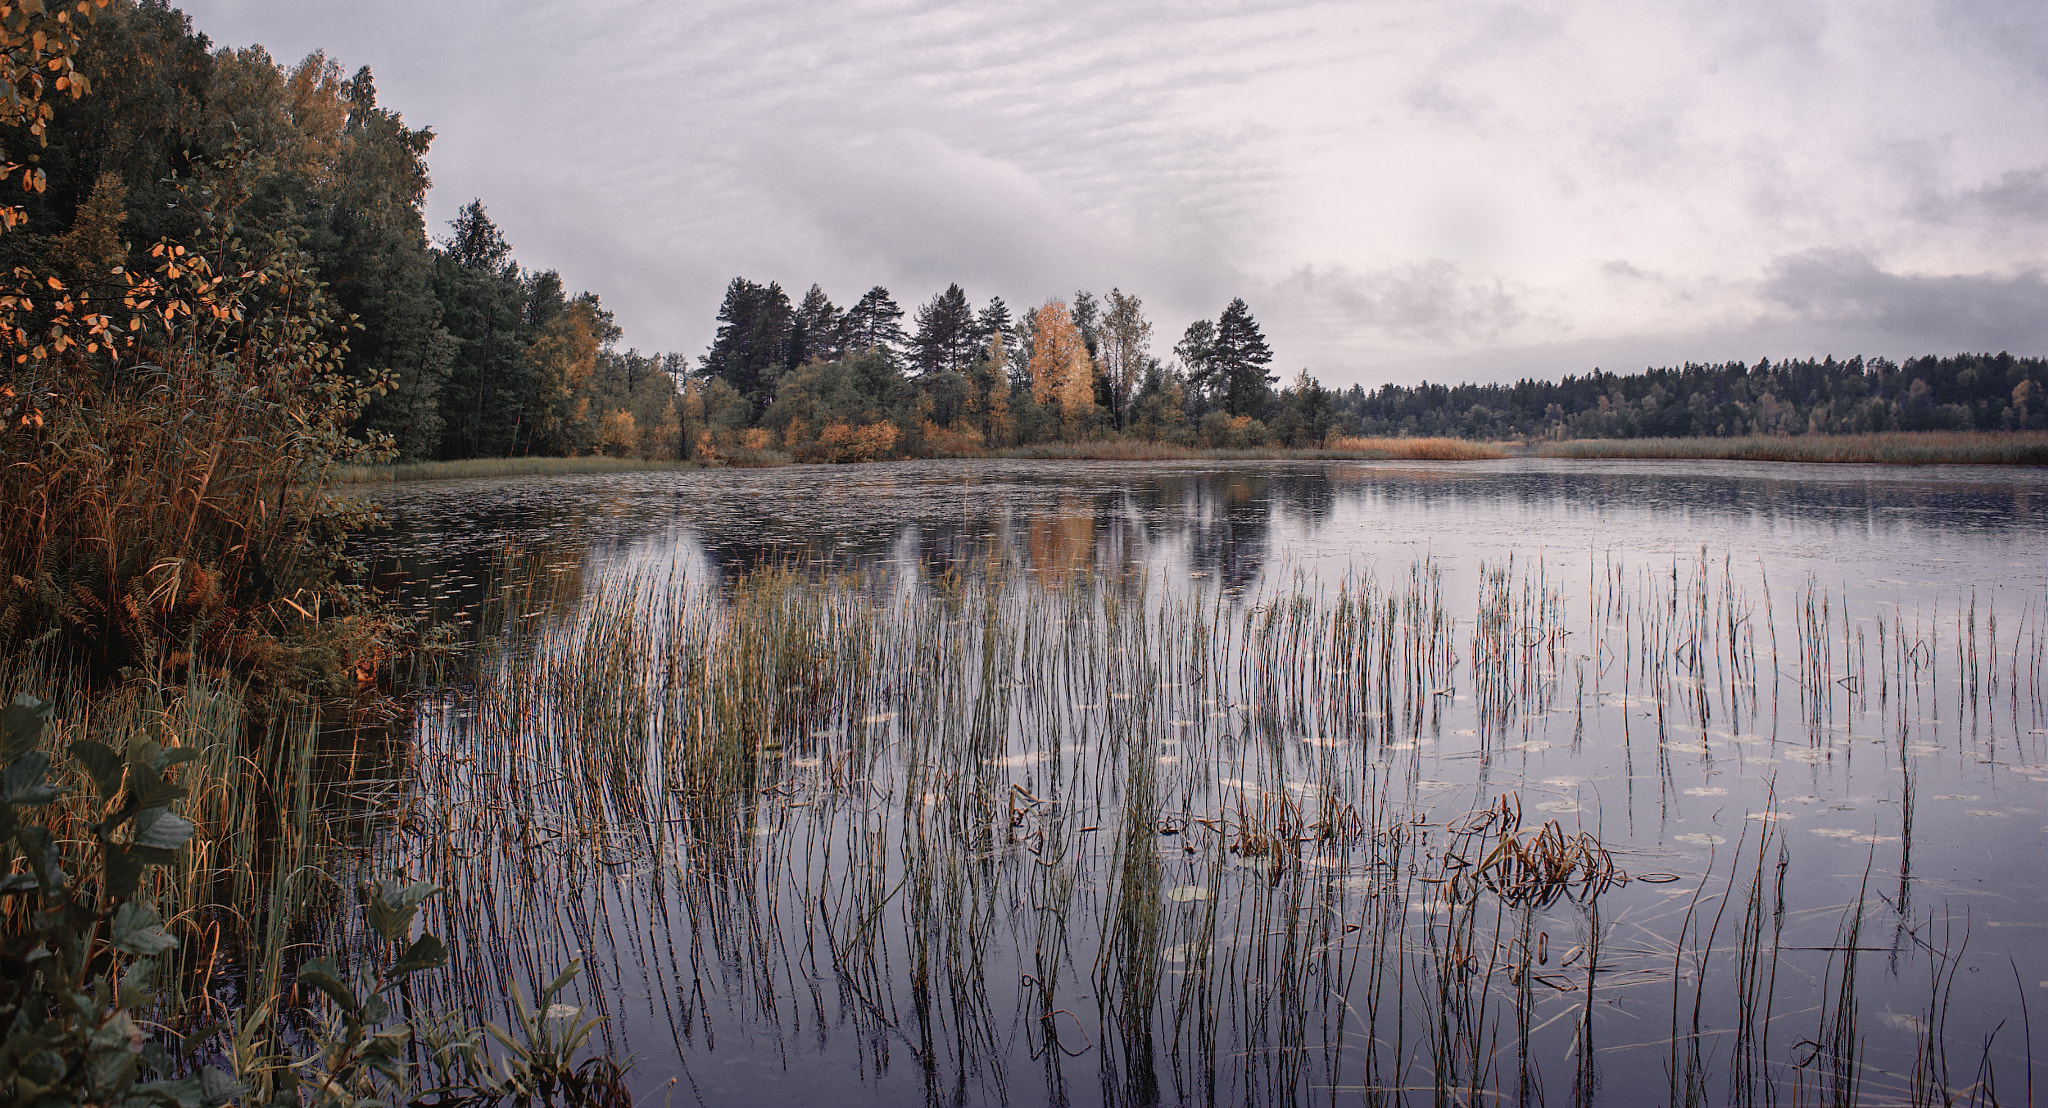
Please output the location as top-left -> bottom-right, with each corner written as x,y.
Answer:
17,824 -> 65,892
111,900 -> 179,956
130,767 -> 188,810
2,749 -> 65,805
364,877 -> 441,944
2,693 -> 50,760
118,957 -> 157,1009
69,738 -> 124,799
540,957 -> 584,1004
158,745 -> 203,770
387,933 -> 447,979
198,1065 -> 246,1107
296,957 -> 359,1015
131,808 -> 195,851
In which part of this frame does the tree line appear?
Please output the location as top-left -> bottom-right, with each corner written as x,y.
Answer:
686,277 -> 1341,460
13,1 -> 2039,469
4,0 -> 678,463
1332,354 -> 2048,441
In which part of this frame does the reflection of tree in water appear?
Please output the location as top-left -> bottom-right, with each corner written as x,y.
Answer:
1332,464 -> 2043,540
1181,473 -> 1274,589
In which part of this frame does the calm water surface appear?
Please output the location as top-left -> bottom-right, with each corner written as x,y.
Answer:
350,459 -> 2047,1106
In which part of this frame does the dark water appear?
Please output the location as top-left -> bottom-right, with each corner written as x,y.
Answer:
350,458 -> 2048,1106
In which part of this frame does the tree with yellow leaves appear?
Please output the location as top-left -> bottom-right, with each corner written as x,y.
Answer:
1027,298 -> 1095,430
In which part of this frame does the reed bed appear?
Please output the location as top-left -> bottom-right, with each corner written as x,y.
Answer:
1324,435 -> 1511,461
334,456 -> 704,483
1539,431 -> 2048,465
349,546 -> 2045,1105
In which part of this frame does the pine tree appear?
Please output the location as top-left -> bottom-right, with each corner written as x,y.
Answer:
911,283 -> 975,376
700,277 -> 795,413
845,286 -> 907,362
1214,297 -> 1275,419
790,283 -> 844,366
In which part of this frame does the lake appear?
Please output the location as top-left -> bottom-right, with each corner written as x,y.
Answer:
349,457 -> 2047,1106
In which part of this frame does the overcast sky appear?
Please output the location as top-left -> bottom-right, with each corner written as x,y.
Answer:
180,0 -> 2048,388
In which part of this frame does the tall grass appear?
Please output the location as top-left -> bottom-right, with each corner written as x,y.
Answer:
1325,434 -> 1511,460
1539,430 -> 2048,465
333,455 -> 703,483
361,546 -> 2045,1104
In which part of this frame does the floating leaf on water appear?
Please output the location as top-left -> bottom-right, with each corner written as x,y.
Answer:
1534,800 -> 1580,813
1674,832 -> 1726,845
1965,809 -> 2007,818
1932,794 -> 1980,802
1783,749 -> 1827,763
1786,795 -> 1823,805
1746,811 -> 1792,821
1683,787 -> 1729,797
1541,776 -> 1581,787
1453,729 -> 1477,737
986,753 -> 1045,768
1877,1011 -> 1929,1035
1730,734 -> 1764,744
1384,741 -> 1417,751
1515,741 -> 1554,752
1637,872 -> 1682,884
1166,885 -> 1209,902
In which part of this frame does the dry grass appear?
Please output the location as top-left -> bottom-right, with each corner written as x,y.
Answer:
1325,434 -> 1510,460
1538,431 -> 2048,465
1000,437 -> 1507,462
334,456 -> 702,483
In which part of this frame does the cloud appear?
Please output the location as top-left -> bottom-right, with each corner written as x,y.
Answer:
1760,248 -> 2048,352
1269,262 -> 1529,347
1915,168 -> 2048,225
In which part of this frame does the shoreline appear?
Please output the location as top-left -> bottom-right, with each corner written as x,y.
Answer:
333,430 -> 2048,484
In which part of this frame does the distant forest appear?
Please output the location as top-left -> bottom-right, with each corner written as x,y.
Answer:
20,2 -> 2043,465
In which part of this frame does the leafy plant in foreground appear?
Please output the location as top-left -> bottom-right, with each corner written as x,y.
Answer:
0,691 -> 237,1107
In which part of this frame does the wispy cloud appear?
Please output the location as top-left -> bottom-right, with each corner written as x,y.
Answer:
180,0 -> 2048,383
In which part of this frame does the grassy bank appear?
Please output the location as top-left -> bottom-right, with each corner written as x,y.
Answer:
337,437 -> 1512,481
996,435 -> 1507,462
1539,430 -> 2048,465
334,455 -> 703,483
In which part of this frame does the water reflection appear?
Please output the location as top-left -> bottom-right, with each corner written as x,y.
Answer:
343,458 -> 2048,1106
352,457 -> 2048,612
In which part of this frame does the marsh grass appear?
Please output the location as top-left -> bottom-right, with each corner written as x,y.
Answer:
349,545 -> 2046,1104
1539,431 -> 2048,465
334,455 -> 704,483
1001,438 -> 1507,462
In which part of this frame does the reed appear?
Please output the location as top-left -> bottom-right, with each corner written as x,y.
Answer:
333,455 -> 703,483
1539,430 -> 2048,465
348,546 -> 2045,1104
